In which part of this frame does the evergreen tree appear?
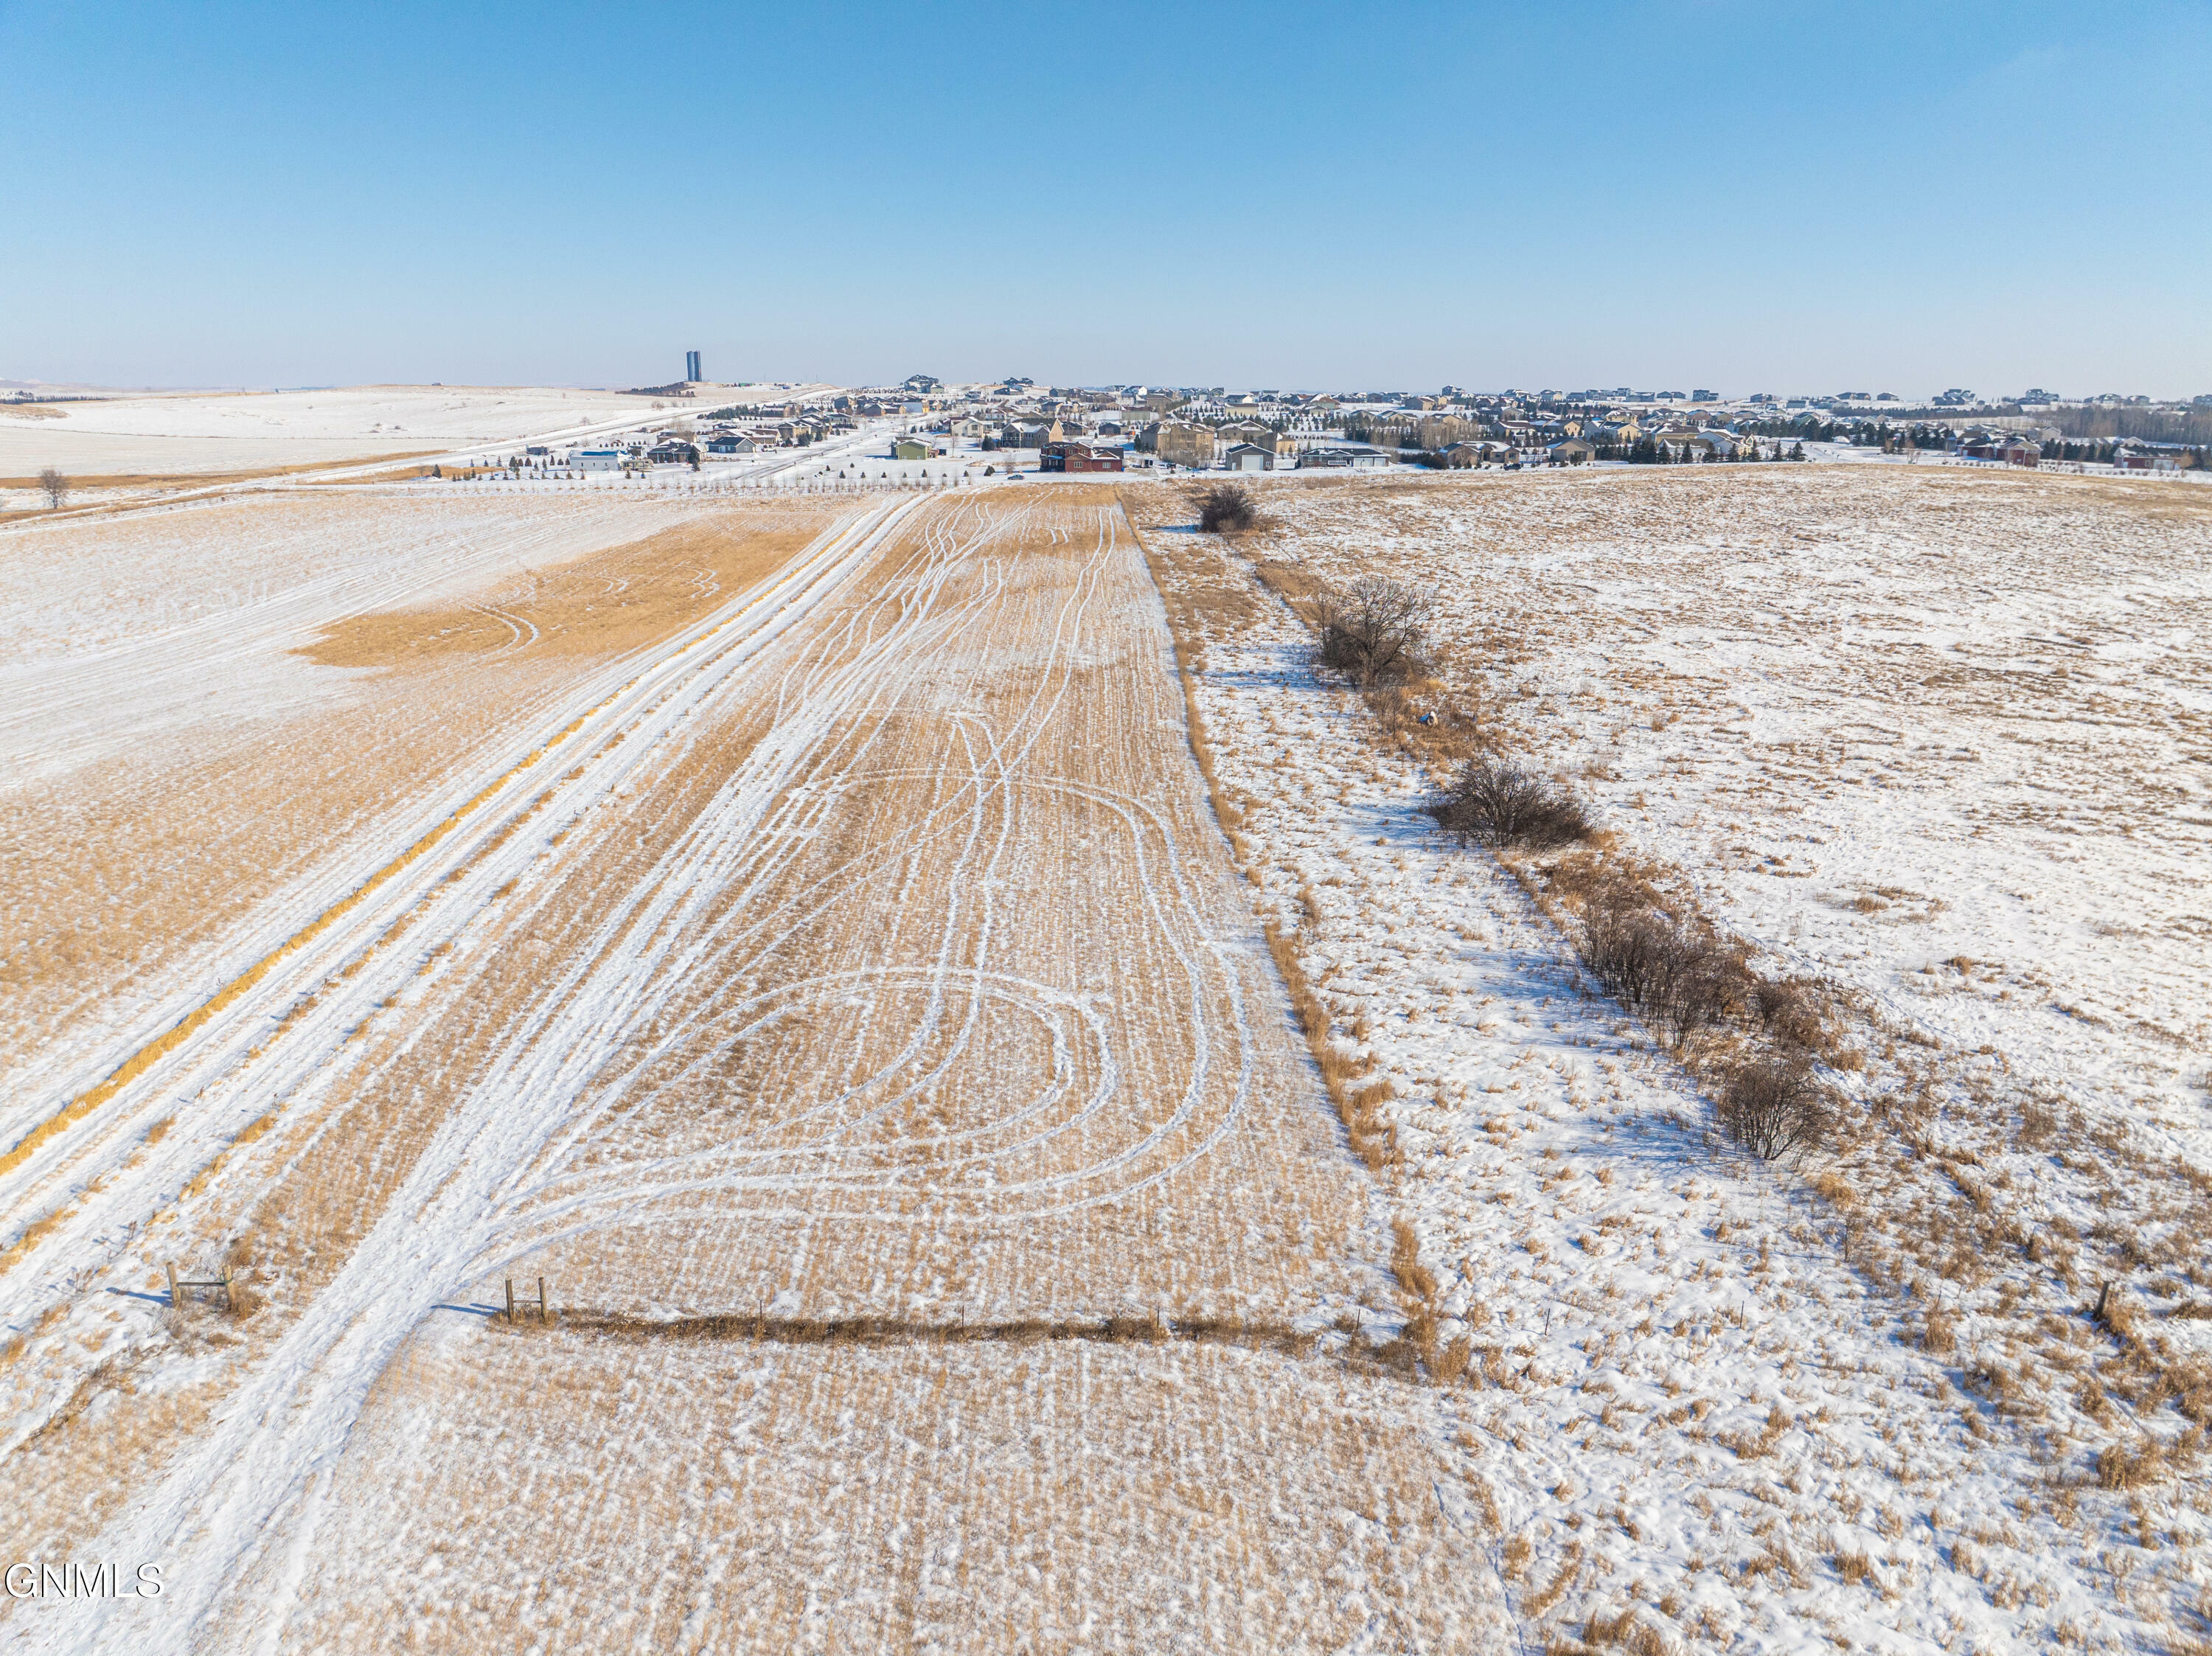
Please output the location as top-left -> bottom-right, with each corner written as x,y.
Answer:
1790,441 -> 1806,462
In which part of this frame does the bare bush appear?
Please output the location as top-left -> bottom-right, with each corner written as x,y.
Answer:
1580,882 -> 1738,1045
1717,1056 -> 1832,1161
1753,975 -> 1832,1055
1314,576 -> 1433,685
38,467 -> 69,509
1430,757 -> 1593,850
1190,481 -> 1256,534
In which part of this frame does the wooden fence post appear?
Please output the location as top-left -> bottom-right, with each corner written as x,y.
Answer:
167,1262 -> 180,1309
538,1277 -> 547,1323
505,1278 -> 515,1323
224,1270 -> 239,1313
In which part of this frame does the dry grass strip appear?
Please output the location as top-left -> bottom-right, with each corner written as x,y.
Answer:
509,1307 -> 1458,1384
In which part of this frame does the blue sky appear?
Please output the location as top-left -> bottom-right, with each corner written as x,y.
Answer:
4,2 -> 2206,397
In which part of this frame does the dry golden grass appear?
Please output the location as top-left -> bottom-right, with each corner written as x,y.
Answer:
296,515 -> 830,668
1,497 -> 846,1120
4,492 -> 1502,1650
482,493 -> 1366,1319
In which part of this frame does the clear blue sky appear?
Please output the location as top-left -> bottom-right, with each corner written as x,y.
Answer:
4,2 -> 2207,397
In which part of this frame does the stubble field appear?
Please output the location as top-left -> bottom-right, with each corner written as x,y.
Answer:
15,456 -> 2205,1655
1,483 -> 1505,1654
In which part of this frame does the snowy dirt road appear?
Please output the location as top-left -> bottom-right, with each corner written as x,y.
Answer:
2,489 -> 1508,1655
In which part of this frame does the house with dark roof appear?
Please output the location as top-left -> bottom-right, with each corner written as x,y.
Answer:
1040,441 -> 1124,473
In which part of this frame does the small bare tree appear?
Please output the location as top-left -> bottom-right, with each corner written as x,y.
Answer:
1314,576 -> 1433,683
38,467 -> 69,509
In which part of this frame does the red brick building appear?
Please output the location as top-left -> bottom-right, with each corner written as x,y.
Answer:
1040,441 -> 1124,473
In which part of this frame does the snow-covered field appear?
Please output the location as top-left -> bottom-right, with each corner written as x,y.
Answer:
1129,467 -> 2212,1652
0,488 -> 849,1119
10,459 -> 2206,1653
0,487 -> 1506,1652
0,382 -> 824,481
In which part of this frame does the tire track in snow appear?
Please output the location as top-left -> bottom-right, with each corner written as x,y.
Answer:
13,495 -> 1274,1654
0,498 -> 926,1307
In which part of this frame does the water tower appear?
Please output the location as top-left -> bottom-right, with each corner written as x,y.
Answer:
685,349 -> 701,383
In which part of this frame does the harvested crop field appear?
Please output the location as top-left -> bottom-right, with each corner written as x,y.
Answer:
1,484 -> 1507,1653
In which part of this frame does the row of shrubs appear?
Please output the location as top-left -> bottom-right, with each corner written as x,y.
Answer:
1429,754 -> 1836,1161
1192,495 -> 1839,1163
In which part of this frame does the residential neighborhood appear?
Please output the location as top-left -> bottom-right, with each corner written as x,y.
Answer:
358,368 -> 2207,495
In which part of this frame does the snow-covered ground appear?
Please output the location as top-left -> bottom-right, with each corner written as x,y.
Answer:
1,489 -> 1509,1653
1130,467 -> 2212,1653
0,382 -> 828,480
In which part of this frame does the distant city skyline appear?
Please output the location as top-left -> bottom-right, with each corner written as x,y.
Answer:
3,3 -> 2207,397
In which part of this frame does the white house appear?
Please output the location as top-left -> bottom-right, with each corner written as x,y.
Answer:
575,450 -> 624,472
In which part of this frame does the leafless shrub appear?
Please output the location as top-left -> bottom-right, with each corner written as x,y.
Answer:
1190,481 -> 1256,534
1313,576 -> 1433,685
1717,1057 -> 1832,1161
1753,975 -> 1833,1055
1836,1551 -> 1874,1585
1580,883 -> 1738,1045
1431,757 -> 1593,851
38,467 -> 69,509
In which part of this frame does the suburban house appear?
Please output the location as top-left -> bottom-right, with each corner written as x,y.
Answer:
647,440 -> 701,465
1222,442 -> 1276,473
1297,446 -> 1390,470
1153,422 -> 1220,468
1416,414 -> 1480,449
892,437 -> 944,461
1545,439 -> 1596,466
574,449 -> 624,472
1653,430 -> 1717,461
706,434 -> 757,456
1039,441 -> 1124,473
1219,420 -> 1286,453
1442,440 -> 1505,467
